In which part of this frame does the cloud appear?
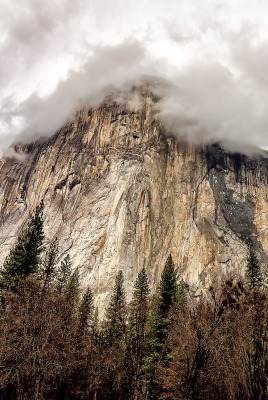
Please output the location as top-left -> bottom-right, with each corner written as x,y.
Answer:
16,41 -> 150,142
157,60 -> 268,151
1,0 -> 268,155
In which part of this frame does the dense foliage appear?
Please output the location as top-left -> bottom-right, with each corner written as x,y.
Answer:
0,205 -> 267,399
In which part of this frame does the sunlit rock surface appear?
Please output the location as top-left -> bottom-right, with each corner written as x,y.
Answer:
0,88 -> 268,306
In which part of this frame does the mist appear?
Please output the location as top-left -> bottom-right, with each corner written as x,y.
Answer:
1,0 -> 268,156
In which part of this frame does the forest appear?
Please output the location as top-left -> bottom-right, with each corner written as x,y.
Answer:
0,203 -> 267,400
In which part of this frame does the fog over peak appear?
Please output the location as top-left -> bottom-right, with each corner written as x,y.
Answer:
1,0 -> 268,156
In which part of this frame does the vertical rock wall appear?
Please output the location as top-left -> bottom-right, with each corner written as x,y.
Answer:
0,89 -> 268,306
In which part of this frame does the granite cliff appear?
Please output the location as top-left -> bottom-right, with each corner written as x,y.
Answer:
0,87 -> 268,305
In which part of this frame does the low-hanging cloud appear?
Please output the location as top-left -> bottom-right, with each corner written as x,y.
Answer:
1,0 -> 268,156
17,41 -> 150,142
157,60 -> 268,152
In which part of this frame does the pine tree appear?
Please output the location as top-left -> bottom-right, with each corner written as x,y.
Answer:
99,271 -> 127,399
143,254 -> 178,400
0,201 -> 45,291
127,267 -> 150,400
133,267 -> 150,302
246,243 -> 262,289
129,267 -> 150,343
79,286 -> 94,334
105,270 -> 126,344
56,254 -> 72,293
158,254 -> 178,317
153,254 -> 178,346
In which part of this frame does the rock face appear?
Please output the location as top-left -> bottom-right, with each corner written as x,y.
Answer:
0,87 -> 268,305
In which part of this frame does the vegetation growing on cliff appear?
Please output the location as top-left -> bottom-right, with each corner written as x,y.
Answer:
246,242 -> 263,288
0,205 -> 267,400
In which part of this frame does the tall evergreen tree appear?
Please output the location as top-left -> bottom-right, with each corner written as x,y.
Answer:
79,286 -> 94,334
126,267 -> 150,400
105,270 -> 126,344
0,201 -> 45,291
158,254 -> 178,317
132,267 -> 150,302
246,243 -> 262,289
99,271 -> 127,400
143,254 -> 178,400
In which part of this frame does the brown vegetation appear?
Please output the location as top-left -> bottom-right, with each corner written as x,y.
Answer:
0,272 -> 267,399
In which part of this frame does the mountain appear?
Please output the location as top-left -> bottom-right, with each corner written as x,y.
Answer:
0,87 -> 268,306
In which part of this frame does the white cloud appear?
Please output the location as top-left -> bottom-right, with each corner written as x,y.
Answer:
1,0 -> 268,155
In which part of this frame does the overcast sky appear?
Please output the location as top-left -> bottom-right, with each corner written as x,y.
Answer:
1,0 -> 268,155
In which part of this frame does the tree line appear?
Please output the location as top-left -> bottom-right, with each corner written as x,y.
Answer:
0,203 -> 267,400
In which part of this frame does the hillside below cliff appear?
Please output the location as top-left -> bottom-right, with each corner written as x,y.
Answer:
0,88 -> 268,305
